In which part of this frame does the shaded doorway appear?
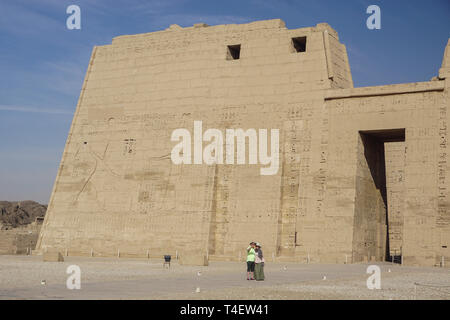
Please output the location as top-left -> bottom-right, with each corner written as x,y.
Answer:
353,129 -> 405,263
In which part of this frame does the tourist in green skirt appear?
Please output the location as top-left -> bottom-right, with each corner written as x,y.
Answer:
254,243 -> 265,281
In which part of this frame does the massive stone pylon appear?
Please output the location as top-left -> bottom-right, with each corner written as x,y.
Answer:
36,20 -> 450,266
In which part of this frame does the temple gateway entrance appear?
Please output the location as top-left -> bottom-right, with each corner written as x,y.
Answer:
353,129 -> 406,263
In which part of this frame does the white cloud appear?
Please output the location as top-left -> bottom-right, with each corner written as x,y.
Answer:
0,2 -> 62,37
149,13 -> 253,29
0,105 -> 74,115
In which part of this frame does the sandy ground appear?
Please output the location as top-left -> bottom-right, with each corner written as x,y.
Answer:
0,255 -> 449,300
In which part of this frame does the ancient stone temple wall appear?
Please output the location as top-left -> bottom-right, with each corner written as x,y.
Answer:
36,19 -> 450,266
385,141 -> 405,257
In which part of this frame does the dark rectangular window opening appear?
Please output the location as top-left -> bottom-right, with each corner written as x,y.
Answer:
292,36 -> 307,53
227,44 -> 241,60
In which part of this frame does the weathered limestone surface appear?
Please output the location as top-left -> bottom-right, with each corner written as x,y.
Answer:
179,252 -> 208,266
36,19 -> 449,266
43,251 -> 64,262
0,222 -> 43,255
385,142 -> 405,257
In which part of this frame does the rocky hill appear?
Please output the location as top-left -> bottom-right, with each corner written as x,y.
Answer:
0,201 -> 47,229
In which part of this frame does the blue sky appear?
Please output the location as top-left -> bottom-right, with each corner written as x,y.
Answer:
0,0 -> 449,203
